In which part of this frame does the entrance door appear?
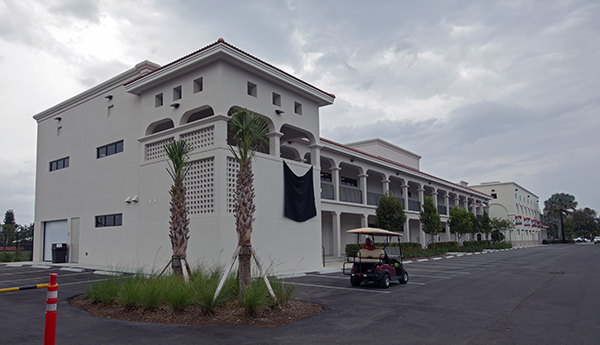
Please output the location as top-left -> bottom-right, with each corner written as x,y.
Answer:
43,220 -> 68,261
70,218 -> 80,263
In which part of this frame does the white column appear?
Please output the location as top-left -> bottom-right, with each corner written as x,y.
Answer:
308,144 -> 322,167
417,188 -> 425,211
330,167 -> 341,201
402,184 -> 409,211
359,173 -> 368,205
382,179 -> 390,194
444,194 -> 450,216
432,190 -> 439,208
267,132 -> 283,158
361,214 -> 368,228
332,211 -> 341,257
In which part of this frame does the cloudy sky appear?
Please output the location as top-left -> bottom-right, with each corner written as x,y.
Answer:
1,0 -> 599,224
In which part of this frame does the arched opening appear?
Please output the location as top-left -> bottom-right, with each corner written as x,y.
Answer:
180,106 -> 215,125
146,118 -> 174,135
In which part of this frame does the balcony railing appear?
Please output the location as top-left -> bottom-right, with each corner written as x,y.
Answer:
340,186 -> 362,204
438,205 -> 447,215
367,192 -> 383,206
321,182 -> 334,200
408,199 -> 421,212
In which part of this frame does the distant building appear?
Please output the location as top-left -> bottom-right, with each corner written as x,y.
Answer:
33,39 -> 492,273
470,182 -> 546,246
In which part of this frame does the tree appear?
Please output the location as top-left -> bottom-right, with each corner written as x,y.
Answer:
470,213 -> 481,241
449,206 -> 472,245
228,108 -> 270,293
3,210 -> 15,250
480,211 -> 492,241
375,191 -> 406,232
420,196 -> 441,248
569,208 -> 599,238
543,193 -> 577,241
491,217 -> 515,242
164,140 -> 194,276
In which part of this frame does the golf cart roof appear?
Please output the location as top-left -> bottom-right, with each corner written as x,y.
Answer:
347,228 -> 403,237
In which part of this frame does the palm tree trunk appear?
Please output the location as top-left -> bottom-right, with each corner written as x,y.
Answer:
170,178 -> 189,275
236,163 -> 255,292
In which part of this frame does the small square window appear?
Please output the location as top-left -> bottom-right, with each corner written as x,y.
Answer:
193,77 -> 203,93
272,92 -> 281,106
105,215 -> 114,227
107,144 -> 116,156
247,82 -> 257,97
115,214 -> 122,226
97,147 -> 107,158
107,105 -> 114,117
155,93 -> 163,107
115,141 -> 123,153
50,161 -> 57,171
173,86 -> 182,101
294,102 -> 302,115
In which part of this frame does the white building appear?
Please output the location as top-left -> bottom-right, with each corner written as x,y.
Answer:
33,39 -> 491,273
470,181 -> 546,246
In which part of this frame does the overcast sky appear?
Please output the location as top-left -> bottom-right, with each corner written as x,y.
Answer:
1,0 -> 599,225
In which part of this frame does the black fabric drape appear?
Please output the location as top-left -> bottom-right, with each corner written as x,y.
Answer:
283,161 -> 317,222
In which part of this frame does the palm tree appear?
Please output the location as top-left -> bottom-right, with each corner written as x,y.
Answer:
228,108 -> 269,292
164,140 -> 194,276
544,193 -> 577,241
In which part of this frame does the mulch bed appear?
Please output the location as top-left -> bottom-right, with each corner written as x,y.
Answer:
69,295 -> 323,328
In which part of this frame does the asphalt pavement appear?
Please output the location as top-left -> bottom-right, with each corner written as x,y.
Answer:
1,244 -> 598,344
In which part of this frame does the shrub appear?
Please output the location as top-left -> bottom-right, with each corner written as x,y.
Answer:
427,241 -> 459,251
84,277 -> 121,305
138,276 -> 165,311
240,280 -> 268,315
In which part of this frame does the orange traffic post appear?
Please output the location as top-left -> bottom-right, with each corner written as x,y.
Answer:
44,273 -> 58,345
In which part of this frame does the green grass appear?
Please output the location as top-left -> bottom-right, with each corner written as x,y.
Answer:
83,264 -> 296,315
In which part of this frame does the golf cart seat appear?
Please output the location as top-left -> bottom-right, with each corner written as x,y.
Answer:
353,248 -> 386,263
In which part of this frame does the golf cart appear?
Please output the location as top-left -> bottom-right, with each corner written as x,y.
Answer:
342,228 -> 409,288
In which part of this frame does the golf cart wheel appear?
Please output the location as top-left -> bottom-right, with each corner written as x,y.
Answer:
400,271 -> 409,284
350,277 -> 362,286
378,274 -> 390,288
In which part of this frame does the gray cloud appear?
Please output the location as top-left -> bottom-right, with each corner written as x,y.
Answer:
49,0 -> 100,23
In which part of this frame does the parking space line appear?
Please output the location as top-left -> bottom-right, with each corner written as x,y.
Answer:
293,282 -> 392,293
305,274 -> 347,280
60,267 -> 85,273
407,282 -> 426,285
31,265 -> 52,269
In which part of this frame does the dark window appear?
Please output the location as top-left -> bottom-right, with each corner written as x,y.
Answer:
97,140 -> 124,159
294,102 -> 302,115
49,157 -> 69,172
96,213 -> 123,228
155,93 -> 163,107
320,172 -> 332,182
340,176 -> 358,187
247,82 -> 257,97
491,193 -> 497,199
193,77 -> 203,93
272,92 -> 281,106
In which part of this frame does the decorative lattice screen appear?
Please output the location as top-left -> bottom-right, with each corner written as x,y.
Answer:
145,138 -> 174,161
226,157 -> 240,213
184,157 -> 214,215
180,126 -> 214,150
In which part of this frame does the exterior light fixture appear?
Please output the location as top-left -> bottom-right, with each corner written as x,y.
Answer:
170,103 -> 180,108
54,117 -> 62,121
275,110 -> 285,115
105,95 -> 113,100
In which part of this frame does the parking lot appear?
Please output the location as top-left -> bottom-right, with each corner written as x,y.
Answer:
1,244 -> 599,344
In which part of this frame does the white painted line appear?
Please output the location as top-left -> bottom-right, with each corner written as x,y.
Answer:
417,259 -> 429,262
60,267 -> 85,273
474,252 -> 481,255
6,263 -> 23,267
432,257 -> 442,261
407,282 -> 426,285
445,256 -> 455,259
466,253 -> 473,256
456,254 -> 465,257
276,273 -> 306,279
293,282 -> 392,293
93,270 -> 123,276
404,261 -> 414,264
31,265 -> 52,269
305,274 -> 347,280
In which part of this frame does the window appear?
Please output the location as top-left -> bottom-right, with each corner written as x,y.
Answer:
107,105 -> 114,117
320,172 -> 332,182
294,102 -> 302,115
272,92 -> 281,106
173,86 -> 182,101
95,213 -> 123,228
97,140 -> 124,159
247,82 -> 257,97
340,176 -> 357,187
491,193 -> 497,199
193,77 -> 203,93
49,157 -> 69,172
155,93 -> 163,107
